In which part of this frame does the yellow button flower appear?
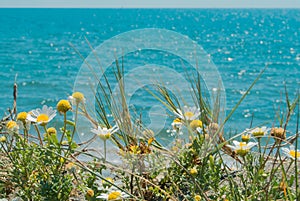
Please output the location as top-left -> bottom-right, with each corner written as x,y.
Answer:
86,189 -> 94,197
190,167 -> 198,175
0,136 -> 6,142
57,100 -> 72,113
47,127 -> 57,135
270,127 -> 286,141
17,112 -> 27,122
190,119 -> 203,130
6,120 -> 18,130
194,195 -> 201,201
71,92 -> 85,104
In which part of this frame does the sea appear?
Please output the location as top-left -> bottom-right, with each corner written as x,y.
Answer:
0,9 -> 299,142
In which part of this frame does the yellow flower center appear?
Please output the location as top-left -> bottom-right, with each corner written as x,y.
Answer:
17,112 -> 27,122
236,142 -> 249,156
108,191 -> 121,200
173,118 -> 181,123
184,111 -> 194,119
290,150 -> 300,158
6,121 -> 18,130
105,132 -> 111,139
241,134 -> 250,142
239,142 -> 246,147
37,114 -> 49,123
102,177 -> 114,187
99,132 -> 111,141
253,128 -> 264,137
190,120 -> 203,130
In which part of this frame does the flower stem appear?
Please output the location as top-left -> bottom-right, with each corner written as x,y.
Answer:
23,122 -> 28,142
70,103 -> 79,143
258,138 -> 262,163
34,125 -> 43,146
59,112 -> 67,145
43,125 -> 47,134
104,140 -> 107,162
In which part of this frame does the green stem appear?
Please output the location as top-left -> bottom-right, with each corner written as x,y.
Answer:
104,140 -> 107,162
23,122 -> 28,142
34,124 -> 43,146
70,103 -> 79,142
59,112 -> 67,145
257,138 -> 263,165
43,125 -> 48,134
23,128 -> 27,145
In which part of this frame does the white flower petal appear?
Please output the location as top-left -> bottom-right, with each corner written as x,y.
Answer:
42,105 -> 48,112
232,140 -> 240,147
196,127 -> 203,134
96,194 -> 108,199
91,128 -> 99,134
281,147 -> 290,156
227,145 -> 236,150
281,146 -> 300,159
26,115 -> 37,122
247,142 -> 258,149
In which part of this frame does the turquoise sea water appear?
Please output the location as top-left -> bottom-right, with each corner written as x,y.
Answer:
0,9 -> 299,137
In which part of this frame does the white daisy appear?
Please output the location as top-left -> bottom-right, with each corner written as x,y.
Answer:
91,125 -> 119,141
174,105 -> 200,121
27,105 -> 56,126
282,146 -> 300,159
97,190 -> 129,200
166,118 -> 183,136
247,126 -> 269,138
227,140 -> 258,156
171,118 -> 182,130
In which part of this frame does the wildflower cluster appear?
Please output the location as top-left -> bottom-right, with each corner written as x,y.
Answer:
0,64 -> 299,201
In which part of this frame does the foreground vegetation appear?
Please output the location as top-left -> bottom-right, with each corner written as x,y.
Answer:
0,61 -> 299,201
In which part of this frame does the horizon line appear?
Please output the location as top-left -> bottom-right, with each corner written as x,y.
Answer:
1,6 -> 300,9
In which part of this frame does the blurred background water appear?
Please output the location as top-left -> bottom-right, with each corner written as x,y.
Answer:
0,9 -> 299,139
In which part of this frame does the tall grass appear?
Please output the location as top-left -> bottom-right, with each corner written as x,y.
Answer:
0,50 -> 299,200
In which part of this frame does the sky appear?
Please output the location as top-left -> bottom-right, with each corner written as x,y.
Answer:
1,0 -> 300,8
